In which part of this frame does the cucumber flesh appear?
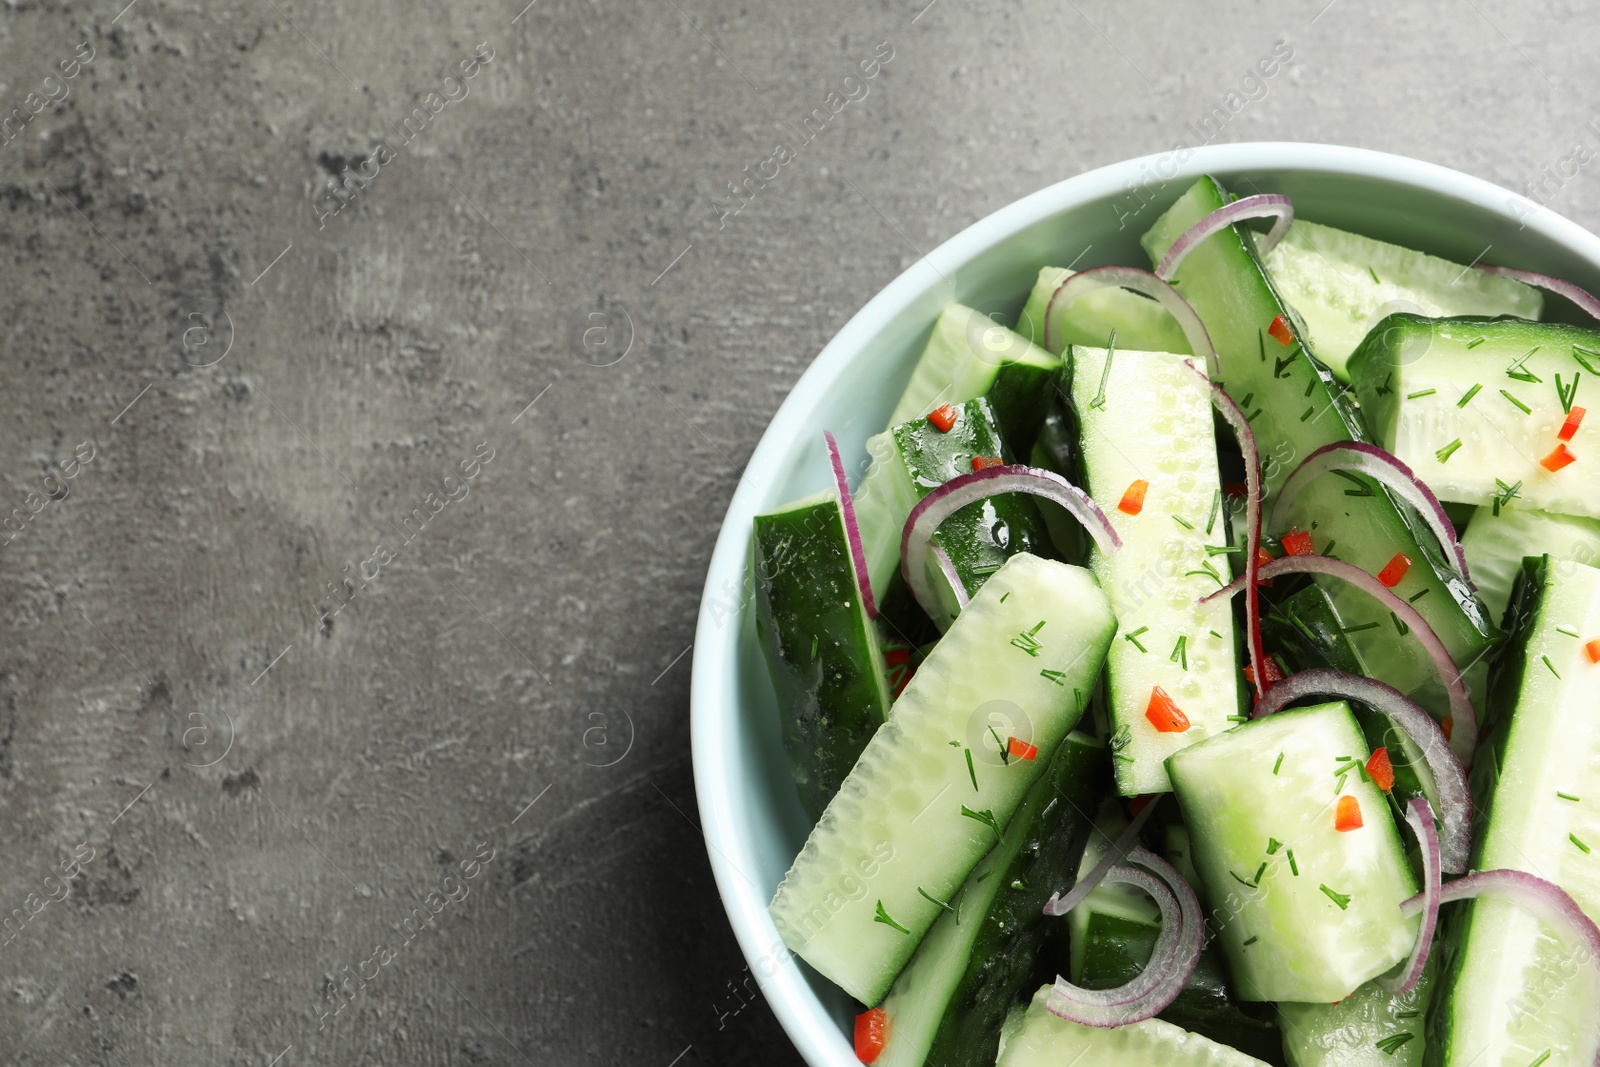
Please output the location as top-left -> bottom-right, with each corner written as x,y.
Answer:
1431,555 -> 1600,1066
995,984 -> 1274,1067
1461,504 -> 1600,627
1017,266 -> 1194,356
753,493 -> 892,820
1348,314 -> 1600,520
1068,345 -> 1243,794
875,732 -> 1103,1067
768,554 -> 1116,1005
1166,702 -> 1419,1003
1276,960 -> 1433,1067
887,303 -> 1059,429
1263,219 -> 1542,382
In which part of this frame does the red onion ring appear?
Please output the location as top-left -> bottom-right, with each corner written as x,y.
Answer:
1043,796 -> 1160,918
1405,868 -> 1600,1066
1183,362 -> 1269,697
1477,264 -> 1600,323
1380,798 -> 1442,995
1252,669 -> 1471,874
1204,555 -> 1478,766
824,431 -> 877,619
1044,847 -> 1203,1027
1269,441 -> 1472,585
1156,194 -> 1295,281
899,465 -> 1120,621
1041,266 -> 1220,379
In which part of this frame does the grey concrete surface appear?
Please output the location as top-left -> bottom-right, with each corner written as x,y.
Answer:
0,0 -> 1593,1063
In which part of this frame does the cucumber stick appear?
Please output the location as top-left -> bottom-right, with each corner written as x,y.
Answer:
1166,702 -> 1419,1003
875,732 -> 1103,1067
996,984 -> 1274,1067
1431,556 -> 1600,1067
1067,345 -> 1242,793
1262,219 -> 1541,382
1276,961 -> 1434,1067
1018,266 -> 1194,356
1348,314 -> 1600,520
768,554 -> 1116,1005
753,492 -> 892,820
1460,504 -> 1600,626
1143,178 -> 1497,726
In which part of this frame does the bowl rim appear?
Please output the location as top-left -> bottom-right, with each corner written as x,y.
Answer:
688,140 -> 1600,1066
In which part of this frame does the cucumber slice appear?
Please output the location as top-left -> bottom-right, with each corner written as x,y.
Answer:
854,397 -> 1055,627
1349,314 -> 1600,520
887,303 -> 1059,432
1064,801 -> 1156,983
768,553 -> 1116,1005
1263,220 -> 1542,382
1142,178 -> 1497,727
875,731 -> 1104,1067
1431,555 -> 1600,1066
1067,345 -> 1243,793
995,983 -> 1274,1067
1166,701 -> 1419,1002
1276,960 -> 1433,1067
1461,505 -> 1600,627
1018,266 -> 1194,356
753,492 -> 892,820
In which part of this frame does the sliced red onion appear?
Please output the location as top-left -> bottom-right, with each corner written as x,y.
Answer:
1043,796 -> 1160,918
1044,847 -> 1203,1027
1478,264 -> 1600,323
1156,194 -> 1295,281
1204,554 -> 1478,766
1183,362 -> 1269,696
900,465 -> 1120,621
824,431 -> 877,619
1379,798 -> 1442,995
1269,442 -> 1472,585
1252,669 -> 1471,874
1405,868 -> 1600,1065
1041,266 -> 1219,379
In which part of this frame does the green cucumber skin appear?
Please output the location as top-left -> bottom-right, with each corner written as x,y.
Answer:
752,497 -> 891,820
912,735 -> 1105,1067
1142,178 -> 1497,716
985,359 -> 1062,461
1460,506 -> 1600,630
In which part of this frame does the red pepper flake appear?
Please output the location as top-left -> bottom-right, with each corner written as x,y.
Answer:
1377,553 -> 1412,588
883,641 -> 915,699
1222,481 -> 1249,500
1145,686 -> 1191,733
926,404 -> 958,433
1335,794 -> 1364,832
1366,747 -> 1396,793
1442,716 -> 1455,743
855,1008 -> 889,1063
971,455 -> 1004,472
1542,443 -> 1578,472
1118,479 -> 1150,516
1256,545 -> 1277,587
1127,794 -> 1156,817
1586,638 -> 1600,665
1242,656 -> 1286,689
1280,529 -> 1315,557
1560,406 -> 1587,442
1007,736 -> 1039,761
1268,313 -> 1295,347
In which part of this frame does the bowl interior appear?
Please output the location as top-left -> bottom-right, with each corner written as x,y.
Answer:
690,142 -> 1600,1066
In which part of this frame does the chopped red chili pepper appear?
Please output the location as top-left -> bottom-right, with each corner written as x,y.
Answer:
926,404 -> 958,433
1377,552 -> 1412,588
1145,686 -> 1191,733
1127,794 -> 1156,817
883,641 -> 915,699
1222,481 -> 1249,500
1560,406 -> 1587,442
1542,443 -> 1578,472
1442,716 -> 1454,743
971,455 -> 1004,472
1280,529 -> 1315,556
1256,545 -> 1277,586
1586,638 -> 1600,665
1335,794 -> 1363,832
1267,313 -> 1295,346
1366,747 -> 1396,793
1118,479 -> 1150,516
1007,736 -> 1039,761
1242,656 -> 1286,689
855,1008 -> 888,1063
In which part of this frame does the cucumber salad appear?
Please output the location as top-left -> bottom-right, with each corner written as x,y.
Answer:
752,175 -> 1600,1067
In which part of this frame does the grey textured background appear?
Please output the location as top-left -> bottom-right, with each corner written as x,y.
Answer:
0,0 -> 1591,1063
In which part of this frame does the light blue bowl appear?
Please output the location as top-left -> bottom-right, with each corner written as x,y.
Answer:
689,142 -> 1600,1066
